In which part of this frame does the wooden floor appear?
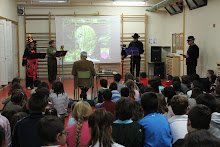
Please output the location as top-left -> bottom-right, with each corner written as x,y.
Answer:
0,77 -> 116,110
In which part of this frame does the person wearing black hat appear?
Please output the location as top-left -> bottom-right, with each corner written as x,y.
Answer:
22,34 -> 38,89
183,36 -> 199,76
126,33 -> 144,77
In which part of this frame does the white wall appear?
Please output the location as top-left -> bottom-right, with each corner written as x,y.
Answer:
165,0 -> 220,77
18,6 -> 167,79
18,0 -> 220,78
0,0 -> 18,21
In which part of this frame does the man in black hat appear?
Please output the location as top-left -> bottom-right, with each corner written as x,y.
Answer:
184,36 -> 199,75
127,33 -> 144,77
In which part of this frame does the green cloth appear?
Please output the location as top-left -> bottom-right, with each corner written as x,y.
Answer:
2,95 -> 11,104
47,46 -> 57,58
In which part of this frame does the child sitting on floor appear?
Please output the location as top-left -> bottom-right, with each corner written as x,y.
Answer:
139,72 -> 148,87
37,116 -> 67,147
8,78 -> 25,96
98,79 -> 108,102
66,101 -> 92,147
114,74 -> 124,93
49,81 -> 68,117
109,82 -> 121,102
100,89 -> 115,116
30,79 -> 41,95
3,89 -> 25,113
2,83 -> 26,105
125,80 -> 139,101
68,102 -> 77,127
88,109 -> 124,147
163,75 -> 173,87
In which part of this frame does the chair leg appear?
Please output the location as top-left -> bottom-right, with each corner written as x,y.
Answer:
78,88 -> 80,100
91,87 -> 93,100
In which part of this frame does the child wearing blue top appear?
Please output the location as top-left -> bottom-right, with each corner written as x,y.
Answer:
109,82 -> 121,102
139,92 -> 172,147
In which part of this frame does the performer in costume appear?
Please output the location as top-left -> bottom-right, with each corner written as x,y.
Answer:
22,34 -> 38,89
182,36 -> 199,76
123,33 -> 144,77
47,40 -> 57,84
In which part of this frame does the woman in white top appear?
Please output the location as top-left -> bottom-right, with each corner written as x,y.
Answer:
49,81 -> 68,117
88,108 -> 124,147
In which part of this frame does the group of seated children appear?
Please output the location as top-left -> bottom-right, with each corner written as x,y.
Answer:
1,69 -> 220,147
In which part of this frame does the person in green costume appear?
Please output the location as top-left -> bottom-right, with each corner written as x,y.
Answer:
47,40 -> 57,84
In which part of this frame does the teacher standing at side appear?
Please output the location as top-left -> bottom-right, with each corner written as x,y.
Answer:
185,36 -> 199,76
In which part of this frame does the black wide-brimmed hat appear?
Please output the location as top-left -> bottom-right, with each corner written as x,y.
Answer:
187,36 -> 195,41
132,33 -> 140,38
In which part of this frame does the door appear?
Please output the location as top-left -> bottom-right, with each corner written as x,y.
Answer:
0,20 -> 8,85
6,21 -> 13,82
12,23 -> 18,78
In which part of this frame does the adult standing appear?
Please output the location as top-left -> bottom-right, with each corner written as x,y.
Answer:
184,36 -> 199,76
22,34 -> 38,89
47,40 -> 57,84
128,33 -> 144,77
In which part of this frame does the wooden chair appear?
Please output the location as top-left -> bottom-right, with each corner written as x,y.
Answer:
74,71 -> 93,100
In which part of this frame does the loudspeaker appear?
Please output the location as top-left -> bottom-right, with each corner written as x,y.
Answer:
154,62 -> 165,79
17,5 -> 25,16
151,46 -> 161,62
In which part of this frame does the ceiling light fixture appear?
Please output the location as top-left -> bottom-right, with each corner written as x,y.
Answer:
113,0 -> 147,6
32,0 -> 68,3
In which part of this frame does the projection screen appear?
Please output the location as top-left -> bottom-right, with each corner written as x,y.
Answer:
55,16 -> 121,64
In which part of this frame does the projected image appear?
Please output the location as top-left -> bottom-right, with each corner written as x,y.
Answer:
56,16 -> 121,64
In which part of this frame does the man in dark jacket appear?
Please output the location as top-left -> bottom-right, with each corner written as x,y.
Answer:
12,91 -> 47,147
128,33 -> 144,77
185,36 -> 199,76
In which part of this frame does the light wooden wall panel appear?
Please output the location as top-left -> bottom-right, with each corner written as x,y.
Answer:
24,13 -> 147,79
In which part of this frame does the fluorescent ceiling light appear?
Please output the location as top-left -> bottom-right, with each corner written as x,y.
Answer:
32,0 -> 68,2
113,1 -> 147,6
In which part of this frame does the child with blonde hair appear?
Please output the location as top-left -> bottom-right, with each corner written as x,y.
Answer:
66,101 -> 93,147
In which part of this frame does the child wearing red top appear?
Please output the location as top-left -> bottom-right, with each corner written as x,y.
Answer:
140,72 -> 148,87
163,75 -> 173,87
100,89 -> 115,115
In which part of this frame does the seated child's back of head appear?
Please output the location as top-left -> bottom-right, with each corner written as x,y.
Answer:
53,81 -> 65,95
167,75 -> 173,81
11,89 -> 25,105
33,80 -> 41,88
103,89 -> 112,101
100,79 -> 108,88
37,82 -> 49,90
188,104 -> 211,131
29,91 -> 48,113
140,72 -> 147,79
109,82 -> 118,91
121,87 -> 129,97
114,74 -> 122,82
170,95 -> 188,115
37,116 -> 66,146
12,78 -> 20,85
115,98 -> 133,121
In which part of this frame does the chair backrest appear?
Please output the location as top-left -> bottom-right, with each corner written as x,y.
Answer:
77,71 -> 91,79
